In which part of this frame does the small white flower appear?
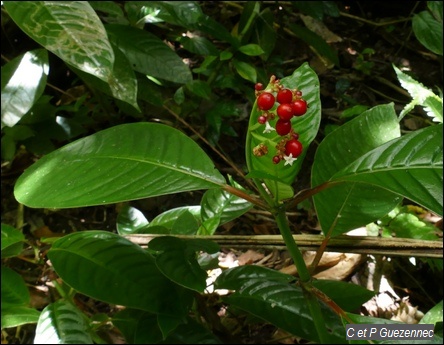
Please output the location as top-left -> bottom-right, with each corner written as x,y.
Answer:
283,154 -> 297,166
263,121 -> 275,134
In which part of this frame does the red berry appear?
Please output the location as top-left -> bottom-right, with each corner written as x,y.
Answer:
292,99 -> 307,116
295,90 -> 303,98
272,155 -> 281,164
277,103 -> 294,121
285,139 -> 303,158
277,88 -> 293,104
258,115 -> 267,124
292,132 -> 299,140
257,92 -> 275,111
275,119 -> 292,136
255,83 -> 264,91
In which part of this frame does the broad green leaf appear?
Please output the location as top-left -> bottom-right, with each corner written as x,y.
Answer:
149,236 -> 218,293
48,231 -> 194,316
116,205 -> 149,235
14,123 -> 225,208
34,300 -> 93,344
420,300 -> 443,326
1,224 -> 25,258
4,1 -> 114,82
253,8 -> 276,60
394,65 -> 443,123
112,309 -> 161,344
179,36 -> 219,56
332,124 -> 443,216
161,317 -> 223,344
144,206 -> 202,234
215,265 -> 294,291
428,1 -> 443,22
70,42 -> 140,111
312,104 -> 402,237
238,1 -> 260,40
223,280 -> 345,343
106,24 -> 192,84
1,49 -> 49,129
1,306 -> 40,329
186,80 -> 212,99
246,63 -> 321,202
197,216 -> 220,236
238,44 -> 264,56
232,59 -> 257,83
288,23 -> 339,66
201,185 -> 253,226
171,210 -> 200,235
412,10 -> 443,55
1,267 -> 30,306
311,280 -> 375,312
146,1 -> 203,27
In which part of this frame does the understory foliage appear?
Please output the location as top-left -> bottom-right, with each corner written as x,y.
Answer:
1,1 -> 443,344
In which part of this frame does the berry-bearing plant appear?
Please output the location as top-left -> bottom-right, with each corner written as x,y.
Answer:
11,63 -> 443,343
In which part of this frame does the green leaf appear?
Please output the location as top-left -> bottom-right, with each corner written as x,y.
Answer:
149,236 -> 218,293
14,123 -> 225,208
112,309 -> 162,344
145,206 -> 202,234
1,306 -> 40,329
179,36 -> 219,56
412,10 -> 443,55
106,24 -> 192,84
215,265 -> 294,291
71,43 -> 140,111
312,280 -> 375,312
48,231 -> 194,316
394,65 -> 443,123
223,279 -> 345,343
246,63 -> 321,201
186,80 -> 212,99
162,317 -> 223,344
1,49 -> 49,129
232,59 -> 257,83
288,23 -> 339,66
1,267 -> 30,307
252,8 -> 277,60
171,210 -> 200,235
420,300 -> 443,326
332,124 -> 443,216
312,104 -> 402,236
238,44 -> 264,56
34,300 -> 93,344
3,1 -> 114,82
1,224 -> 25,258
116,205 -> 149,235
200,185 -> 253,226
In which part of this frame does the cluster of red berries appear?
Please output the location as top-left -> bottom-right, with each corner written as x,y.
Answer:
254,76 -> 308,165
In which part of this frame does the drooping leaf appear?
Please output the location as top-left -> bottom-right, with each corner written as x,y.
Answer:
34,300 -> 93,344
48,231 -> 194,316
246,63 -> 321,201
4,1 -> 114,82
14,123 -> 225,208
1,49 -> 49,129
331,124 -> 443,216
312,104 -> 402,237
106,24 -> 192,84
232,59 -> 257,83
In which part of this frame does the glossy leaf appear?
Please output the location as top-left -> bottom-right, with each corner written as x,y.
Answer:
1,224 -> 25,258
200,185 -> 253,226
215,265 -> 294,291
1,267 -> 30,306
4,1 -> 114,82
171,210 -> 200,235
238,44 -> 264,56
161,317 -> 223,344
332,124 -> 443,216
116,205 -> 149,235
312,104 -> 402,236
149,236 -> 219,293
47,231 -> 194,316
1,49 -> 49,129
34,300 -> 93,344
112,309 -> 161,344
232,59 -> 257,83
394,65 -> 443,123
223,279 -> 345,343
420,300 -> 443,326
412,9 -> 443,55
71,43 -> 140,111
14,123 -> 226,208
106,24 -> 192,84
246,63 -> 321,201
144,206 -> 202,234
1,306 -> 40,329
